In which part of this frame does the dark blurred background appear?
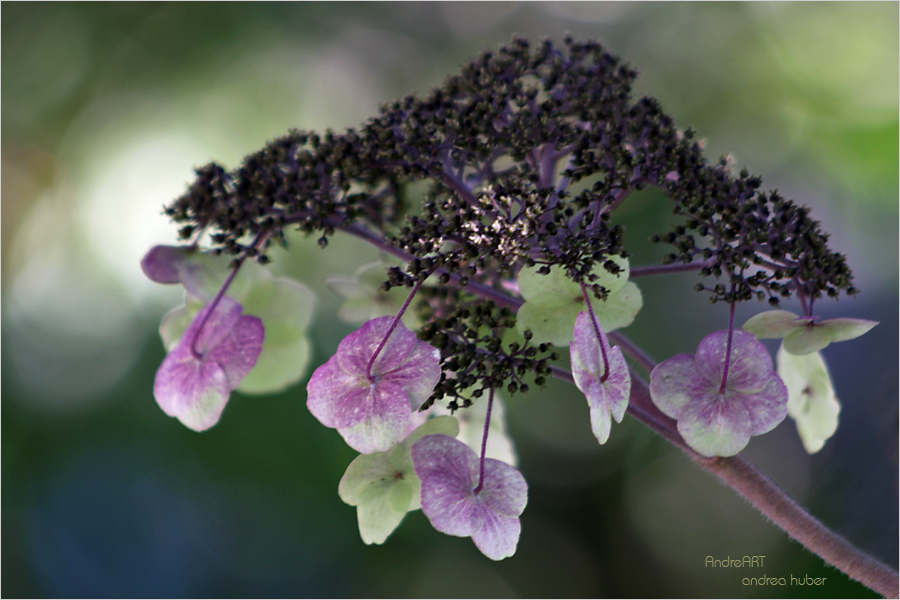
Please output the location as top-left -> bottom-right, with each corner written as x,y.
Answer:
3,3 -> 897,597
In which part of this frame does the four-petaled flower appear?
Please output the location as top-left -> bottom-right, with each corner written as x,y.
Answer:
306,316 -> 442,453
516,256 -> 642,346
154,296 -> 264,431
649,330 -> 788,457
338,416 -> 459,545
742,310 -> 877,355
570,311 -> 631,444
411,434 -> 528,560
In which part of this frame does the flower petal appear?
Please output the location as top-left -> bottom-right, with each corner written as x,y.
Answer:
479,458 -> 528,517
777,344 -> 840,453
783,325 -> 835,355
153,347 -> 230,432
336,316 -> 417,376
306,356 -> 372,429
336,381 -> 414,453
694,330 -> 773,392
742,310 -> 801,338
140,245 -> 187,284
676,391 -> 754,457
517,264 -> 581,307
355,479 -> 412,545
819,318 -> 878,344
471,510 -> 522,561
649,354 -> 707,420
207,314 -> 264,389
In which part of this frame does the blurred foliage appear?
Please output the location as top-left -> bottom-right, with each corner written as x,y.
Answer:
3,2 -> 896,598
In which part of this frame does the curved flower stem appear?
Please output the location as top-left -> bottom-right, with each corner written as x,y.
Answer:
365,272 -> 431,381
555,363 -> 899,598
629,259 -> 716,277
473,386 -> 495,495
718,295 -> 737,393
580,283 -> 611,383
190,231 -> 269,358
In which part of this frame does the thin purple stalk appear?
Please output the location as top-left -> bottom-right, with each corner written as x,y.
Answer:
718,297 -> 737,394
189,232 -> 268,359
629,259 -> 716,277
473,386 -> 495,495
365,273 -> 430,381
581,283 -> 611,383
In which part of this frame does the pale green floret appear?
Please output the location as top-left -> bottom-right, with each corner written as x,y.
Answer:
777,344 -> 840,454
743,310 -> 877,355
327,260 -> 423,328
338,416 -> 459,545
516,256 -> 642,346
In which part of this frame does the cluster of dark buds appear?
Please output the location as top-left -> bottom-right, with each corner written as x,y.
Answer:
140,36 -> 894,594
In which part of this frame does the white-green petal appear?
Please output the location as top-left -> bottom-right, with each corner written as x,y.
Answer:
777,344 -> 840,454
515,280 -> 642,346
742,310 -> 801,339
159,305 -> 193,352
783,325 -> 835,355
517,264 -> 581,307
516,299 -> 582,346
356,479 -> 411,545
594,280 -> 642,333
817,318 -> 878,344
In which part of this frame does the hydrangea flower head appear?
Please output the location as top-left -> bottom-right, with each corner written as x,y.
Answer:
516,256 -> 642,346
743,310 -> 877,355
153,296 -> 264,431
777,343 -> 840,454
307,316 -> 442,453
339,416 -> 459,545
411,434 -> 528,560
649,330 -> 788,457
570,311 -> 631,444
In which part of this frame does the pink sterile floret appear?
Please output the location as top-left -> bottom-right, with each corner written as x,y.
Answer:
154,296 -> 264,431
570,311 -> 631,444
411,434 -> 528,561
649,329 -> 788,457
306,316 -> 441,454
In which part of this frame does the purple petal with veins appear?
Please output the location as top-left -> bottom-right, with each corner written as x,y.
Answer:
154,296 -> 264,431
570,312 -> 631,444
411,434 -> 527,560
307,316 -> 441,453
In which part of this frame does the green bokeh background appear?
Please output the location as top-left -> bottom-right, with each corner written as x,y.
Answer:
3,3 -> 897,597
